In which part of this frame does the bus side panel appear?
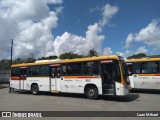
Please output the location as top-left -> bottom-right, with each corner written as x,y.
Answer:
133,75 -> 160,89
10,79 -> 20,89
115,82 -> 129,96
23,79 -> 27,90
60,78 -> 82,93
27,77 -> 50,91
148,76 -> 160,89
60,77 -> 102,94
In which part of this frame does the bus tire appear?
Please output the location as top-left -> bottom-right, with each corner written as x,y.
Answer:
31,84 -> 39,95
85,86 -> 98,100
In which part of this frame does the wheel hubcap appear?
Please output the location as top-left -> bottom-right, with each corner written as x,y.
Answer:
89,89 -> 95,97
33,87 -> 37,93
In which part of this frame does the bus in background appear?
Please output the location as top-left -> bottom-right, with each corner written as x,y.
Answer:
126,57 -> 160,90
10,55 -> 130,99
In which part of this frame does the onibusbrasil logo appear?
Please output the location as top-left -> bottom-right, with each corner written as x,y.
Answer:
2,112 -> 42,117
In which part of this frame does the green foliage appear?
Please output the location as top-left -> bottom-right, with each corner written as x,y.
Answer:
38,55 -> 58,60
24,58 -> 36,63
0,50 -> 99,70
59,52 -> 84,59
127,53 -> 147,59
88,49 -> 98,57
0,59 -> 11,70
0,57 -> 37,70
13,58 -> 23,64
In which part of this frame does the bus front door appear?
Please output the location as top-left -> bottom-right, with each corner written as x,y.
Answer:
19,67 -> 27,90
101,62 -> 115,95
50,66 -> 61,92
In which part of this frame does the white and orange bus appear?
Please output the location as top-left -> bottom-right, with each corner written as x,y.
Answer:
126,57 -> 160,90
10,55 -> 130,99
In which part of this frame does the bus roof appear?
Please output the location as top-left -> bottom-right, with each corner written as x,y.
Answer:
60,55 -> 123,63
126,57 -> 160,63
12,55 -> 123,67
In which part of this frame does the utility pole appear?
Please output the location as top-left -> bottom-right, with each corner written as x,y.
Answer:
11,39 -> 13,67
9,39 -> 14,93
30,53 -> 34,60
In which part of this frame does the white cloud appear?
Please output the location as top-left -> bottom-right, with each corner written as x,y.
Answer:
54,23 -> 105,55
53,4 -> 119,56
0,2 -> 119,59
45,0 -> 63,4
135,46 -> 148,54
0,0 -> 62,59
125,19 -> 160,49
103,47 -> 113,55
125,33 -> 134,48
116,50 -> 134,58
116,46 -> 148,58
99,4 -> 119,27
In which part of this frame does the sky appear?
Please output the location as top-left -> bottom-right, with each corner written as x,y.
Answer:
0,0 -> 160,59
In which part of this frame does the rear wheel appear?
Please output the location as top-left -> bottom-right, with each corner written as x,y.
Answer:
85,86 -> 98,99
31,84 -> 39,95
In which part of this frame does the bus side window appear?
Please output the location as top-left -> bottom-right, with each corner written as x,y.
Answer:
11,67 -> 20,77
62,64 -> 67,75
133,62 -> 141,74
83,62 -> 90,75
66,62 -> 82,75
142,62 -> 158,74
67,65 -> 73,74
83,61 -> 99,75
40,65 -> 49,76
28,66 -> 39,76
127,64 -> 133,75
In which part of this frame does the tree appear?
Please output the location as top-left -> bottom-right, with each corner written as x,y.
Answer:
0,59 -> 10,70
38,55 -> 58,60
25,58 -> 36,63
48,55 -> 58,59
59,52 -> 84,59
127,53 -> 147,59
88,49 -> 98,57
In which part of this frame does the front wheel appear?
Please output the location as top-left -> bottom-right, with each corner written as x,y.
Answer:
31,84 -> 39,95
85,86 -> 98,99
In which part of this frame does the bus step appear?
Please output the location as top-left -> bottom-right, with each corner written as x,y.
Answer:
103,89 -> 114,95
103,84 -> 114,89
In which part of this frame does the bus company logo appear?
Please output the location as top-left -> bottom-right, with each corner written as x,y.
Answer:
2,112 -> 11,117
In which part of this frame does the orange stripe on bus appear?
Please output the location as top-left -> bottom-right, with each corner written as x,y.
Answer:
137,74 -> 160,76
11,77 -> 26,80
64,76 -> 99,79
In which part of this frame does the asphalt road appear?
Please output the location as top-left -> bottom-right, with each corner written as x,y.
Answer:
0,85 -> 160,120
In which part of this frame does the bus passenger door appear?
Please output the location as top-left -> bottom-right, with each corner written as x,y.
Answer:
50,64 -> 61,92
20,67 -> 27,90
101,60 -> 115,95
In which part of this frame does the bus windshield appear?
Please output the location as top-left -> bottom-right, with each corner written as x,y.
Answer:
121,61 -> 129,82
